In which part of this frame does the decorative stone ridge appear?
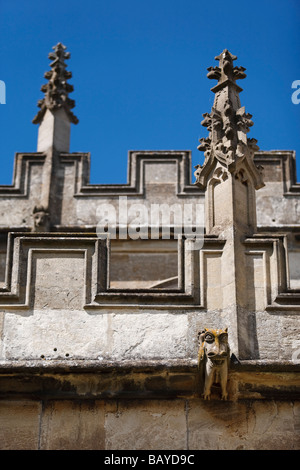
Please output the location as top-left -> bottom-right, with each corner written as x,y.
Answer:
194,49 -> 264,190
32,43 -> 78,125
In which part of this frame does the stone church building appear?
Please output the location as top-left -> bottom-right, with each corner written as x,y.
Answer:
0,44 -> 299,450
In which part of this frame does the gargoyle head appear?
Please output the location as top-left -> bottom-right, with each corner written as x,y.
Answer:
32,205 -> 50,231
198,328 -> 229,365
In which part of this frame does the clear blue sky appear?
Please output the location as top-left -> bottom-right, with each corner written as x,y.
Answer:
0,0 -> 299,184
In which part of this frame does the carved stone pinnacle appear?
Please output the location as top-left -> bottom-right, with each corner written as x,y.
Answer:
194,50 -> 264,190
32,43 -> 79,125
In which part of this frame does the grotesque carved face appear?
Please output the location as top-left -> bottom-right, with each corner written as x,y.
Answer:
199,328 -> 229,363
33,211 -> 47,228
32,205 -> 49,231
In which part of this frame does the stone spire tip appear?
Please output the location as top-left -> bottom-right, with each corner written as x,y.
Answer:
32,43 -> 79,125
194,49 -> 264,190
207,49 -> 247,92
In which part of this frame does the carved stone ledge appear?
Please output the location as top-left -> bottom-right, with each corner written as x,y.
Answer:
0,359 -> 299,401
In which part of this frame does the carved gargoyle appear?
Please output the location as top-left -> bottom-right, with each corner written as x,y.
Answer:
32,205 -> 50,232
198,328 -> 230,400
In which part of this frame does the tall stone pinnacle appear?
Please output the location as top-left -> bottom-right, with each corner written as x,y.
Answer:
33,42 -> 78,125
194,49 -> 264,191
33,43 -> 78,153
194,51 -> 266,359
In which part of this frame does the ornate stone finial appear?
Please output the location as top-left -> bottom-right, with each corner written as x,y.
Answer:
207,49 -> 246,90
197,328 -> 230,400
33,43 -> 78,125
194,50 -> 264,190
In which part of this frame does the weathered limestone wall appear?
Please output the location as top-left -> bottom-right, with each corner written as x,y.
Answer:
255,151 -> 300,228
1,308 -> 299,363
0,398 -> 299,450
1,311 -> 190,362
0,232 -> 299,363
